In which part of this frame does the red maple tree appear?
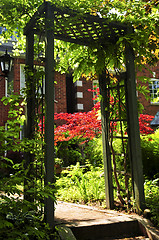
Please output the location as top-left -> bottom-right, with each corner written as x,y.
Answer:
54,102 -> 101,145
39,89 -> 154,144
139,114 -> 154,135
54,105 -> 154,145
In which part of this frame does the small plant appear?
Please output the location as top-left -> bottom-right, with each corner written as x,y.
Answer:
0,198 -> 56,240
55,157 -> 63,166
141,130 -> 159,178
56,163 -> 105,203
0,94 -> 58,239
144,178 -> 159,227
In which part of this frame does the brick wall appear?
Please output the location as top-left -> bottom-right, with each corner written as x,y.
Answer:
1,55 -> 159,127
74,78 -> 93,112
54,72 -> 67,113
137,63 -> 159,116
0,57 -> 67,126
0,76 -> 8,126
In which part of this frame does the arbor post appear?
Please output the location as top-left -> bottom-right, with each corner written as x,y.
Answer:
44,2 -> 55,228
125,27 -> 145,212
99,71 -> 114,209
24,30 -> 35,202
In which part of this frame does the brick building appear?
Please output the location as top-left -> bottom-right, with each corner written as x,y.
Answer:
137,62 -> 159,116
0,47 -> 93,126
0,43 -> 159,126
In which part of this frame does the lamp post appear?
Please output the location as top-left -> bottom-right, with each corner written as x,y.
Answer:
0,49 -> 13,78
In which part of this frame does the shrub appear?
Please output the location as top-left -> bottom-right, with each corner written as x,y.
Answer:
83,137 -> 103,166
56,137 -> 103,167
56,138 -> 83,166
94,132 -> 159,179
56,163 -> 105,203
141,130 -> 159,179
0,198 -> 55,240
0,95 -> 58,239
144,178 -> 159,227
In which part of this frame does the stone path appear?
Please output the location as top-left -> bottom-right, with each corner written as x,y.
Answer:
55,201 -> 136,227
55,201 -> 159,240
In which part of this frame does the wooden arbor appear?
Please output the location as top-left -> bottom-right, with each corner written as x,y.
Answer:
24,2 -> 145,227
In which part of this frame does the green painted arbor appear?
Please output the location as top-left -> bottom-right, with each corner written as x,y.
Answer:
24,1 -> 145,227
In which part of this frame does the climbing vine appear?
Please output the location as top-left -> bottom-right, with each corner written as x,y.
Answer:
0,0 -> 158,79
0,0 -> 158,214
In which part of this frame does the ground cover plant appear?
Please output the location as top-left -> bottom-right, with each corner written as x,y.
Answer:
141,129 -> 159,179
56,163 -> 105,203
0,95 -> 59,240
54,106 -> 158,227
56,162 -> 159,227
144,178 -> 159,227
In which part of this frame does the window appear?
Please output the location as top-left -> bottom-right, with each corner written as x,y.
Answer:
149,78 -> 159,104
20,64 -> 56,102
4,123 -> 8,156
5,70 -> 14,97
20,64 -> 25,93
20,125 -> 24,140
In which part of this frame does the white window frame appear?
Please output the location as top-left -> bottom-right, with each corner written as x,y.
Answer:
76,103 -> 84,110
149,78 -> 159,105
4,123 -> 8,157
74,80 -> 83,87
5,77 -> 14,97
20,64 -> 26,94
75,92 -> 83,98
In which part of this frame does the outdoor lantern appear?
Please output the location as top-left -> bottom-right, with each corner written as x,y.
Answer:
0,49 -> 13,77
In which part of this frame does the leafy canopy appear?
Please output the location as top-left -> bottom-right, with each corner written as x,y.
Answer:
0,0 -> 159,81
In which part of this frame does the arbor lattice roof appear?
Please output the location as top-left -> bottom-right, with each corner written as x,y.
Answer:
24,2 -> 128,46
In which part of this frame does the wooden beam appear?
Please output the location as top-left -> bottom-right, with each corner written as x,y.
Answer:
125,27 -> 145,212
24,3 -> 46,35
24,30 -> 35,202
99,72 -> 114,209
44,2 -> 55,228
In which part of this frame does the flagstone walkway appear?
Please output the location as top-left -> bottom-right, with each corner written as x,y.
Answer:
55,201 -> 159,240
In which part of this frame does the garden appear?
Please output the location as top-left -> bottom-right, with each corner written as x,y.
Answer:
0,0 -> 159,239
0,92 -> 159,239
54,98 -> 159,228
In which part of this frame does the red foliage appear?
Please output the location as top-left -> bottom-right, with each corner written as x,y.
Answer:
39,91 -> 154,144
54,102 -> 101,145
139,114 -> 154,135
53,105 -> 154,144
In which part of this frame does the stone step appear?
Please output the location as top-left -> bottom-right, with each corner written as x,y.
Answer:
98,237 -> 149,240
57,225 -> 148,240
56,202 -> 159,240
70,220 -> 147,240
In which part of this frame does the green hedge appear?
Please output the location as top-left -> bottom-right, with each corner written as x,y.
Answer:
56,129 -> 159,179
56,137 -> 103,167
141,130 -> 159,179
